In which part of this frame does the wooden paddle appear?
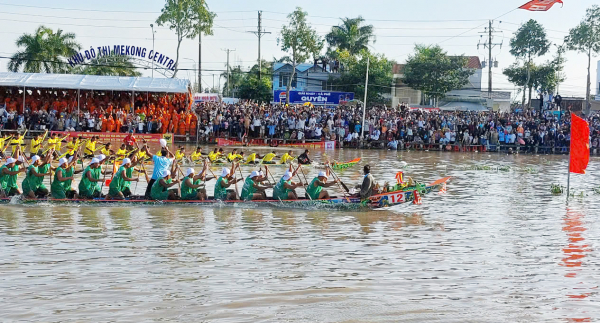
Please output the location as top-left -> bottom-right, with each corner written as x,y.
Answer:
295,164 -> 312,201
232,162 -> 239,199
327,164 -> 350,194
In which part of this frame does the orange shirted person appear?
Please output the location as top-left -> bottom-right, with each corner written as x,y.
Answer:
106,115 -> 115,132
100,115 -> 108,132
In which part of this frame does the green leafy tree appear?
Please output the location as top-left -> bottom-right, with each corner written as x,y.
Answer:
8,26 -> 81,73
509,19 -> 550,108
402,45 -> 474,106
73,53 -> 141,76
156,0 -> 216,78
326,16 -> 375,56
221,65 -> 245,97
238,75 -> 272,103
329,49 -> 393,104
564,5 -> 600,114
278,7 -> 323,104
503,46 -> 565,98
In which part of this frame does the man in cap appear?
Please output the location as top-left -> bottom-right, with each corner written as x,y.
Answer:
0,155 -> 25,197
306,168 -> 339,200
51,157 -> 76,199
22,154 -> 51,198
150,169 -> 180,201
78,157 -> 109,199
241,170 -> 273,201
181,161 -> 214,200
272,165 -> 303,200
107,158 -> 140,200
214,165 -> 242,201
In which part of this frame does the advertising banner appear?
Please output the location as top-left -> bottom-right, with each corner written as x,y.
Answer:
217,138 -> 336,150
274,90 -> 354,105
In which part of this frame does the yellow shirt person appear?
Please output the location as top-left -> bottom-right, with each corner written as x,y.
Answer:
279,152 -> 294,164
262,152 -> 276,162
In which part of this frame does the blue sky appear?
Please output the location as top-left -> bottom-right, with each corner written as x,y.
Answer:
0,0 -> 598,98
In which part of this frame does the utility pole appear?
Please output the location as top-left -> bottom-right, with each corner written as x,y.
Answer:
222,49 -> 235,97
248,11 -> 271,79
198,34 -> 202,93
478,20 -> 502,102
361,56 -> 370,145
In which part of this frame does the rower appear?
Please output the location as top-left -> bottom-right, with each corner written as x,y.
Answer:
181,164 -> 214,200
241,171 -> 273,201
297,149 -> 311,165
84,136 -> 99,158
29,131 -> 46,158
261,151 -> 277,165
273,166 -> 302,200
190,147 -> 203,163
245,152 -> 265,164
174,146 -> 186,162
21,154 -> 51,198
142,144 -> 174,199
208,148 -> 219,162
306,170 -> 339,200
227,149 -> 243,162
46,133 -> 60,159
123,130 -> 137,150
51,158 -> 75,199
0,156 -> 25,197
116,144 -> 128,159
64,136 -> 78,158
78,158 -> 107,199
101,142 -> 115,157
107,158 -> 140,200
51,156 -> 81,199
9,131 -> 26,156
214,166 -> 242,201
120,155 -> 144,198
0,133 -> 13,158
279,150 -> 295,164
355,165 -> 375,199
150,170 -> 180,200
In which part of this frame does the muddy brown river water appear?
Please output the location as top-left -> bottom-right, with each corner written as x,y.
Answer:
0,148 -> 598,322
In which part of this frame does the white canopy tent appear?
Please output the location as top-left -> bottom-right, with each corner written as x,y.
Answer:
0,72 -> 191,116
0,72 -> 190,93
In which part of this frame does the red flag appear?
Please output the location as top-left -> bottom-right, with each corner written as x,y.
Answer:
569,114 -> 589,174
519,0 -> 563,11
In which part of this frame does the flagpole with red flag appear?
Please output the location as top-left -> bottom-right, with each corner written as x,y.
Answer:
567,113 -> 590,199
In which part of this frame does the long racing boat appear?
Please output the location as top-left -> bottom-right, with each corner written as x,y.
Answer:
0,177 -> 450,211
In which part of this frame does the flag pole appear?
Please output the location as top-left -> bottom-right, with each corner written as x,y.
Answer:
567,119 -> 571,201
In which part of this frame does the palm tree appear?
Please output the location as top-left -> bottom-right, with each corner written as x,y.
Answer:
326,17 -> 375,55
75,53 -> 141,76
8,25 -> 81,73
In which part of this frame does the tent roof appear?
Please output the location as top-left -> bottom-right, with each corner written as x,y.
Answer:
0,72 -> 190,93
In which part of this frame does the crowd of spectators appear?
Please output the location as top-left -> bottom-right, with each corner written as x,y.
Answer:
191,101 -> 600,153
2,87 -> 599,153
0,87 -> 196,135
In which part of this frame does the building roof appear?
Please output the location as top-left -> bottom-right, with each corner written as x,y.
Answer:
0,72 -> 190,93
465,56 -> 482,69
273,62 -> 330,73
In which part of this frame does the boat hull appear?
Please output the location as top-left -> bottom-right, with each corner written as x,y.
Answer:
0,177 -> 450,210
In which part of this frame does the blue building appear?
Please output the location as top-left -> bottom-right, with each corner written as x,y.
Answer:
272,62 -> 340,93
